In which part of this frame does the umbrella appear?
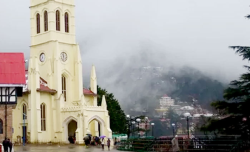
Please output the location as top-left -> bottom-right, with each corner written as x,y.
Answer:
100,135 -> 106,138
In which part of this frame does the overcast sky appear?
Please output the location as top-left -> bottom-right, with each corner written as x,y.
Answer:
1,0 -> 250,88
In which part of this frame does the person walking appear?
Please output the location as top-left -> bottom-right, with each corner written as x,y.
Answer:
171,135 -> 180,152
8,139 -> 12,152
2,138 -> 9,152
101,138 -> 105,151
84,135 -> 90,147
107,138 -> 111,151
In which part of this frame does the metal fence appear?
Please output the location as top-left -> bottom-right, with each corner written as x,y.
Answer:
117,135 -> 250,152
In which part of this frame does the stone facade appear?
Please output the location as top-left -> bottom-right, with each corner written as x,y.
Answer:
0,105 -> 15,142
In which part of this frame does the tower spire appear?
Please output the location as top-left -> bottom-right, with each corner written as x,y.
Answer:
90,65 -> 97,94
101,95 -> 107,109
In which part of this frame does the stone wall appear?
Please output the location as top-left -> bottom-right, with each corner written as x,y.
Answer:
0,105 -> 15,142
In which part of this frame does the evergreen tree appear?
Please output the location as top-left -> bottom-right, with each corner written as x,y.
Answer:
202,16 -> 250,134
97,86 -> 127,133
167,107 -> 181,125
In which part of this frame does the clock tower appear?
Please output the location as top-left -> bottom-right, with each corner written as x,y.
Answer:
29,0 -> 83,102
12,0 -> 112,144
27,0 -> 84,142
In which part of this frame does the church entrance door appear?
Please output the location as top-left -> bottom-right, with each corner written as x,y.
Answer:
68,120 -> 77,144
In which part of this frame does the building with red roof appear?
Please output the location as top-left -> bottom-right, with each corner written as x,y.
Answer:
0,53 -> 26,86
0,52 -> 26,141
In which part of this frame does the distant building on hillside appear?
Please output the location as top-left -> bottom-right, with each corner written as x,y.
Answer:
155,95 -> 175,118
159,95 -> 175,108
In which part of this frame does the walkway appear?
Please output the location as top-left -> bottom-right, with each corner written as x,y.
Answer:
13,145 -> 122,152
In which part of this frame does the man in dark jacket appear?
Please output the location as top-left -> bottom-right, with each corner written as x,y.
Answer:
2,138 -> 9,152
8,138 -> 12,152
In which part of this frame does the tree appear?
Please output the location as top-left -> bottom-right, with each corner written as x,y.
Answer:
202,14 -> 250,135
167,107 -> 180,125
97,86 -> 127,134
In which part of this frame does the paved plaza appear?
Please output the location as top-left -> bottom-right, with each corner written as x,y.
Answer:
12,145 -> 120,152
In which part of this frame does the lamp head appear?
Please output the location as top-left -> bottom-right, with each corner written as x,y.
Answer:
151,123 -> 155,126
126,115 -> 130,118
172,123 -> 175,126
136,118 -> 141,122
184,112 -> 191,117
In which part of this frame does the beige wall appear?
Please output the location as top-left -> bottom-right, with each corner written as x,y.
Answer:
12,94 -> 28,142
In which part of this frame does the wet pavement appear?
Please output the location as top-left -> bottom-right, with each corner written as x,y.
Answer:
13,145 -> 121,152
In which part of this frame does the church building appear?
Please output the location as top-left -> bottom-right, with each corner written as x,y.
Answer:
11,0 -> 112,144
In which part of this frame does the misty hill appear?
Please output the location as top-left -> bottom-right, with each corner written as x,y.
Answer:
165,67 -> 225,108
112,66 -> 226,115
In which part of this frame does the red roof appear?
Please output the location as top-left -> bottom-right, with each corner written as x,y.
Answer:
0,53 -> 26,85
83,88 -> 96,96
36,77 -> 57,94
162,94 -> 168,97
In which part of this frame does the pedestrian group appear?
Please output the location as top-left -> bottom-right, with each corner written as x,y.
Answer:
2,138 -> 13,152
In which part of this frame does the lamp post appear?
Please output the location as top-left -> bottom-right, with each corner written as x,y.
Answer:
132,121 -> 135,137
23,113 -> 26,146
145,117 -> 148,137
183,112 -> 191,139
126,115 -> 147,139
172,123 -> 175,138
136,118 -> 141,138
151,123 -> 155,136
126,115 -> 132,139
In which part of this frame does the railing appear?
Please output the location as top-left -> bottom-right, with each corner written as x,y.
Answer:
117,135 -> 248,152
230,140 -> 250,152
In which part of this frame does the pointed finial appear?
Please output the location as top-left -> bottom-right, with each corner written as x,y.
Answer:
90,65 -> 97,93
101,95 -> 107,109
91,65 -> 96,79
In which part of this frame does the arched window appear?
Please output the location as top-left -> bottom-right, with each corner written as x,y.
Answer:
36,13 -> 40,33
0,119 -> 3,134
62,76 -> 66,101
40,103 -> 46,131
44,11 -> 48,31
23,104 -> 27,120
65,12 -> 69,33
56,10 -> 60,31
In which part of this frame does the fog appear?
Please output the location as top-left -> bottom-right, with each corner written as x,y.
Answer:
1,0 -> 250,111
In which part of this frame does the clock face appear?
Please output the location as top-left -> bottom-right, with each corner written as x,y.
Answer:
40,53 -> 45,62
61,52 -> 67,62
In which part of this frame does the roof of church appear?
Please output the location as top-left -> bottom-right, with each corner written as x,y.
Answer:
0,53 -> 26,86
37,77 -> 57,95
83,88 -> 96,96
23,70 -> 57,94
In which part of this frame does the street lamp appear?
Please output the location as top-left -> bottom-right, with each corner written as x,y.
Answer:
145,117 -> 148,137
126,115 -> 132,139
136,118 -> 141,138
172,123 -> 175,137
151,123 -> 155,136
183,112 -> 191,139
23,113 -> 27,146
131,121 -> 135,137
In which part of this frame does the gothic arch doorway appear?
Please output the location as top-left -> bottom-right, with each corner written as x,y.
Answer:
68,120 -> 77,143
88,120 -> 101,136
68,120 -> 77,137
87,116 -> 105,136
63,116 -> 78,143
